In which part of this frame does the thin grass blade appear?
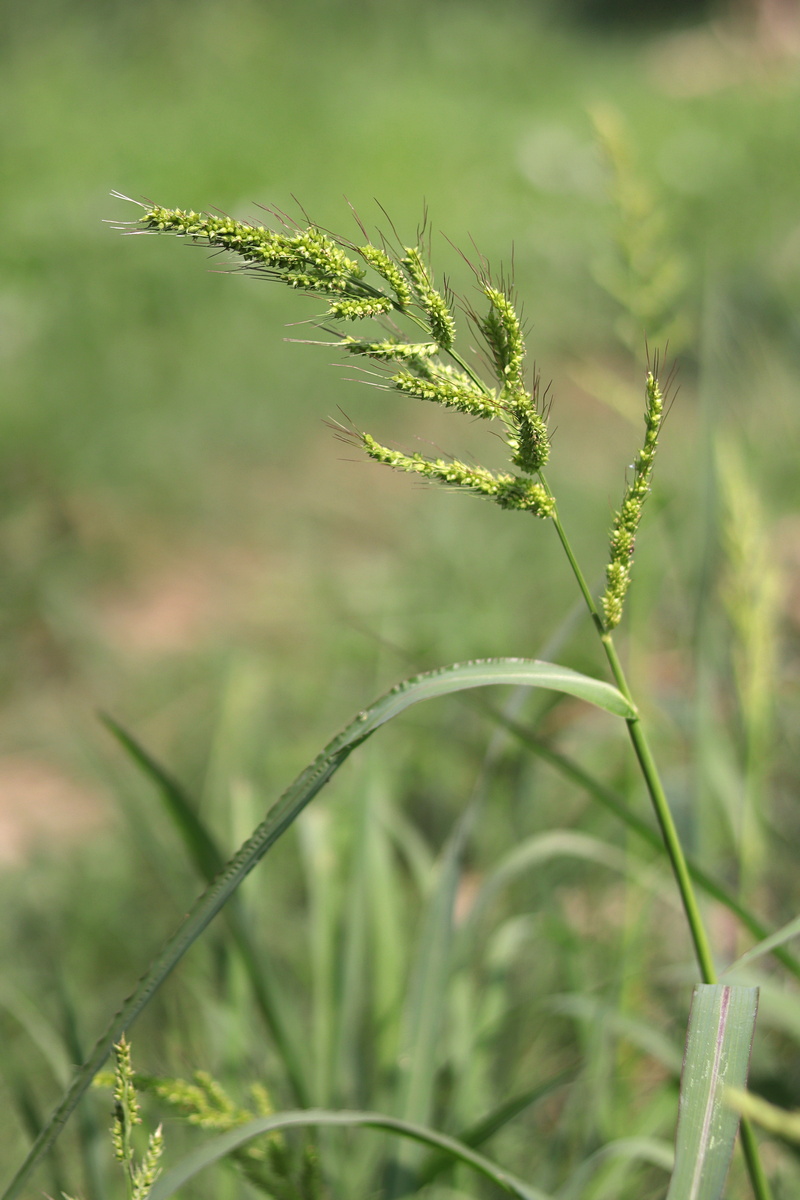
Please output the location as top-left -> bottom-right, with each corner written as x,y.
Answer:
724,911 -> 800,976
416,1067 -> 575,1187
387,798 -> 477,1197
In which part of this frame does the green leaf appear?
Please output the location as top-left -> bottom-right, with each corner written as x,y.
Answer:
666,984 -> 759,1200
145,1109 -> 554,1200
415,1068 -> 575,1187
724,911 -> 800,977
0,656 -> 630,1200
374,658 -> 636,721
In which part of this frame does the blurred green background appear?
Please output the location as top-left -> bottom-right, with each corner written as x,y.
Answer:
3,0 -> 800,1194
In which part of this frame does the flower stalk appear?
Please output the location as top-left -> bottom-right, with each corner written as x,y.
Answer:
116,196 -> 770,1199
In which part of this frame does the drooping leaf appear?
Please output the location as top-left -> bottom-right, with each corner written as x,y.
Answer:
1,656 -> 631,1200
145,1108 -> 554,1200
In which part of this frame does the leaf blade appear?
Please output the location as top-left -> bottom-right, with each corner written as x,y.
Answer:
0,656 -> 630,1200
666,984 -> 759,1200
145,1108 -> 555,1200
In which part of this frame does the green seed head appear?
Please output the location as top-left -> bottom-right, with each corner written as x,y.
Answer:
601,370 -> 665,629
359,243 -> 413,308
126,197 -> 556,520
401,246 -> 457,350
361,433 -> 554,518
391,369 -> 503,419
327,296 -> 393,320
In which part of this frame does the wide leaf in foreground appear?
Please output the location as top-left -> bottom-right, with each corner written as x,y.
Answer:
666,984 -> 759,1200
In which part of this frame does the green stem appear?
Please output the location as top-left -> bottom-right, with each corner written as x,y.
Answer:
548,507 -> 774,1199
739,1116 -> 773,1200
544,479 -> 721,978
548,504 -> 716,982
548,502 -> 773,1199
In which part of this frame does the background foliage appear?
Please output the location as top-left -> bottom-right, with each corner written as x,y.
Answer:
2,1 -> 800,1196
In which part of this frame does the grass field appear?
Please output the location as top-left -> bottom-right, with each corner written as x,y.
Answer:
2,2 -> 800,1197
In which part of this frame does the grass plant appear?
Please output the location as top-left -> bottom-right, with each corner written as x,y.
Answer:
4,186 -> 797,1199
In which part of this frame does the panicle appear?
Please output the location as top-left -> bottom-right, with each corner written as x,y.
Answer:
111,1035 -> 140,1162
128,197 -> 556,518
327,296 -> 393,320
505,401 -> 551,475
481,286 -> 525,386
132,1126 -> 164,1200
109,1036 -> 165,1199
339,337 -> 439,363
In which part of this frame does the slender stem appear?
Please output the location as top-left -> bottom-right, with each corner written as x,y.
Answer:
548,502 -> 774,1199
547,503 -> 716,981
739,1117 -> 773,1200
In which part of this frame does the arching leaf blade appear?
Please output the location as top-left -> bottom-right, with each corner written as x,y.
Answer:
1,656 -> 630,1200
146,1109 -> 554,1200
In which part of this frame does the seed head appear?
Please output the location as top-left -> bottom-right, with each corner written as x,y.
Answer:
601,370 -> 665,628
327,296 -> 393,320
401,246 -> 457,350
391,369 -> 504,419
361,433 -> 554,518
359,244 -> 413,308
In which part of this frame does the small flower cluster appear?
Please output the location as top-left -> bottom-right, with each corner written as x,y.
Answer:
339,337 -> 439,363
126,199 -> 554,520
110,1037 -> 164,1200
358,243 -> 413,308
391,367 -> 504,419
98,1058 -> 313,1198
601,370 -> 664,628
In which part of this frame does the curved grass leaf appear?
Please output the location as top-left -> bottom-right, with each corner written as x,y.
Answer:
1,657 -> 631,1200
146,1108 -> 554,1200
415,1067 -> 575,1187
666,984 -> 759,1200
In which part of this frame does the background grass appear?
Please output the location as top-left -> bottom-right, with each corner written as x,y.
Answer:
2,1 -> 800,1196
